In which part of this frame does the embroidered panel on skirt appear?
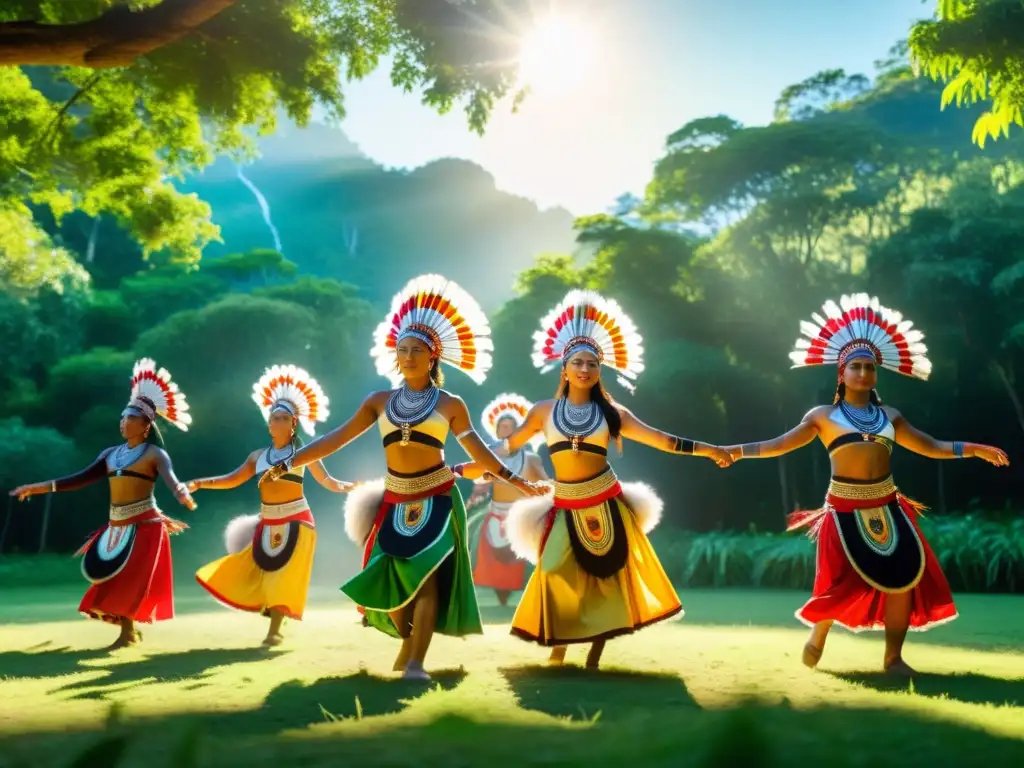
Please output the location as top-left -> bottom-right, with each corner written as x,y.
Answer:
563,497 -> 629,579
831,500 -> 925,594
252,521 -> 303,572
375,495 -> 453,559
82,523 -> 139,584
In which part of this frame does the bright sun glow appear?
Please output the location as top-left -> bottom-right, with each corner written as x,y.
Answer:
517,15 -> 595,97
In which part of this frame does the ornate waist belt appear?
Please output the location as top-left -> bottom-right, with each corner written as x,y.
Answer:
827,476 -> 897,503
260,498 -> 309,520
384,465 -> 455,497
554,468 -> 619,503
109,497 -> 158,523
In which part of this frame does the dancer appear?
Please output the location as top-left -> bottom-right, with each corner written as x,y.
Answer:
496,290 -> 733,669
9,358 -> 196,650
724,294 -> 1010,675
260,274 -> 545,680
188,365 -> 354,647
465,393 -> 549,606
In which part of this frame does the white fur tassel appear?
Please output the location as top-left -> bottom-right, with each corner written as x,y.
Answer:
619,481 -> 663,534
224,514 -> 260,554
505,493 -> 555,565
343,478 -> 386,545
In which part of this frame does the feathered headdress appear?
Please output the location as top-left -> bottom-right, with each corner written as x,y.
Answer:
480,393 -> 543,450
370,274 -> 493,387
127,358 -> 192,431
789,293 -> 931,380
532,289 -> 645,392
251,364 -> 329,437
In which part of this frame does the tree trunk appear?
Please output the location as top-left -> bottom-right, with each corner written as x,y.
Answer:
937,460 -> 947,516
0,0 -> 239,68
990,360 -> 1024,437
778,455 -> 790,523
38,493 -> 52,554
86,215 -> 101,263
0,496 -> 13,557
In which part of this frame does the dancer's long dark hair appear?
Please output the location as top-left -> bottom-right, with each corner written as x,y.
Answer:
135,396 -> 165,446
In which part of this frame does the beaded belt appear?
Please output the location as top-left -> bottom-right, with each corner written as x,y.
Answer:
109,497 -> 157,522
384,465 -> 455,496
827,476 -> 897,502
554,468 -> 619,502
260,498 -> 309,520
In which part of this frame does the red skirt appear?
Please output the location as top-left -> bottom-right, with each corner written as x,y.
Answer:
795,493 -> 957,632
77,510 -> 184,625
473,503 -> 526,591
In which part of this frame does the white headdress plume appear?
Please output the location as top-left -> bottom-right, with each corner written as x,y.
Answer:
251,364 -> 330,437
531,289 -> 645,392
128,358 -> 192,431
789,293 -> 932,380
370,274 -> 493,387
480,392 -> 543,449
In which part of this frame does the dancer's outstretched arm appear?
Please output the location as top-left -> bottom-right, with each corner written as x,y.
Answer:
723,408 -> 823,462
9,448 -> 114,501
617,407 -> 733,467
449,397 -> 546,497
154,448 -> 196,510
308,460 -> 356,493
187,451 -> 258,493
499,403 -> 548,455
889,408 -> 1009,466
264,393 -> 382,483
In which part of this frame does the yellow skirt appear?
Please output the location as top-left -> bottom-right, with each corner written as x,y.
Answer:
510,495 -> 682,645
196,522 -> 316,620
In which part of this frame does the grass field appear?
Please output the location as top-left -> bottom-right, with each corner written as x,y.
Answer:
1,587 -> 1023,767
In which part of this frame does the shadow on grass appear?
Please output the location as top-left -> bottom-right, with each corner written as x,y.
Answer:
5,696 -> 1024,767
500,664 -> 698,722
51,647 -> 273,695
0,643 -> 109,679
829,670 -> 1024,707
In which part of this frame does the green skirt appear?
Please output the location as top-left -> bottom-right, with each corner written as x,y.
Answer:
341,484 -> 483,639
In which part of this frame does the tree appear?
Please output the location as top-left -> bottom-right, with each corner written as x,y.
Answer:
0,0 -> 529,267
910,0 -> 1024,146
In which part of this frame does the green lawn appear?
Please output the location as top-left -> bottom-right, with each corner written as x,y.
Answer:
1,587 -> 1022,767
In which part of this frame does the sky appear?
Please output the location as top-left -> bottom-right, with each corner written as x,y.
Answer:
336,0 -> 933,216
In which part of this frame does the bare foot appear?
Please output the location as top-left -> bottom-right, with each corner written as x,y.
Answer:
548,646 -> 567,665
105,631 -> 141,652
261,633 -> 284,647
884,658 -> 918,677
402,661 -> 431,681
802,642 -> 823,669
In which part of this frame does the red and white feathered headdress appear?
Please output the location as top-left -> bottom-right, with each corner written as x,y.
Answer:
127,358 -> 192,431
371,274 -> 493,387
532,289 -> 645,392
251,364 -> 329,437
480,393 -> 543,449
789,293 -> 931,380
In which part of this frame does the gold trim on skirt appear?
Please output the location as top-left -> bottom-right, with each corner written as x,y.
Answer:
553,468 -> 619,501
384,465 -> 455,496
827,476 -> 897,502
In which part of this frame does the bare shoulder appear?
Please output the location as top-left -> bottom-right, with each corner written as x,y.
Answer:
803,405 -> 833,425
882,404 -> 903,422
246,447 -> 264,464
149,445 -> 171,463
438,389 -> 467,410
364,390 -> 391,409
531,399 -> 556,417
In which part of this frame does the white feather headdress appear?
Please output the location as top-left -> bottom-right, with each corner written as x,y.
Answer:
128,358 -> 192,431
789,293 -> 931,380
370,274 -> 493,387
532,289 -> 645,392
251,364 -> 329,437
480,392 -> 543,449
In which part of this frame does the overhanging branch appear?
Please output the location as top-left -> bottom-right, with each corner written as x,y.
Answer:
0,0 -> 239,68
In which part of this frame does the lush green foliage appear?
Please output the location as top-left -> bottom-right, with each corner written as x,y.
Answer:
0,0 -> 529,285
911,0 -> 1024,146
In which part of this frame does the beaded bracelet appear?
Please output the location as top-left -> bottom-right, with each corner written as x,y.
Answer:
953,441 -> 965,458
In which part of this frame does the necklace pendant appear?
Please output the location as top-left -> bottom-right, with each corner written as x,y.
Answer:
571,435 -> 580,454
401,423 -> 411,446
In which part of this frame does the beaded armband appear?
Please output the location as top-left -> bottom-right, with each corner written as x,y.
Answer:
672,437 -> 695,455
953,441 -> 965,459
